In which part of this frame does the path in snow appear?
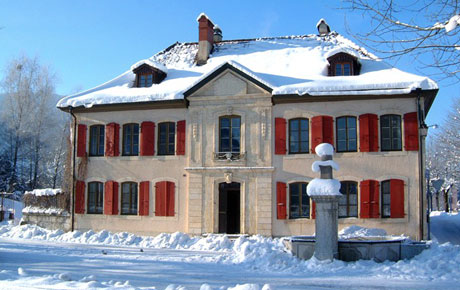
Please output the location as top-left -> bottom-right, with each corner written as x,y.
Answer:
430,211 -> 460,245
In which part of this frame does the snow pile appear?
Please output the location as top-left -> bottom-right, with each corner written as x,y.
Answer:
311,160 -> 339,172
307,178 -> 341,196
24,188 -> 62,196
315,143 -> 334,156
130,59 -> 168,74
22,206 -> 68,216
339,225 -> 391,239
1,224 -> 460,284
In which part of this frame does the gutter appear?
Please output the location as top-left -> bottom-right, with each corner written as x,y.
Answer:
416,88 -> 427,240
69,108 -> 77,232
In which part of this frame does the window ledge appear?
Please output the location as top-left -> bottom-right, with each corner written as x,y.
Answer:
379,151 -> 408,157
286,218 -> 313,223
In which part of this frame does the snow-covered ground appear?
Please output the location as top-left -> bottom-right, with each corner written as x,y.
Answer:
0,213 -> 459,289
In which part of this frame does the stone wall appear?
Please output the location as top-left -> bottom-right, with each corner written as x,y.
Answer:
21,212 -> 71,232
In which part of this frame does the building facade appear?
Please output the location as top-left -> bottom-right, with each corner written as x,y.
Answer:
58,14 -> 438,240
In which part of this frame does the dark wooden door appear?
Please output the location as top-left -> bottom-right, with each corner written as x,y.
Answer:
218,182 -> 240,234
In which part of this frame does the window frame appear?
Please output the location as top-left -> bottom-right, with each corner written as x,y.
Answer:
122,123 -> 139,156
218,115 -> 241,153
288,118 -> 309,154
89,125 -> 105,157
381,180 -> 391,218
87,181 -> 104,214
289,182 -> 310,219
334,62 -> 352,76
137,73 -> 153,88
158,122 -> 176,156
336,116 -> 357,153
380,114 -> 402,151
121,182 -> 138,215
338,181 -> 358,218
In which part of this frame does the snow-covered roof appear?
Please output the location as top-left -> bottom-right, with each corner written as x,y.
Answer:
57,33 -> 438,109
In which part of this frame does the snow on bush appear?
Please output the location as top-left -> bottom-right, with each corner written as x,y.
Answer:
1,223 -> 460,283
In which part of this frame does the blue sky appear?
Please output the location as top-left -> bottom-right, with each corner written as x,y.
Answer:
0,0 -> 456,129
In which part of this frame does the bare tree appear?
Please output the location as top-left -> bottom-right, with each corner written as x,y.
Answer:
343,0 -> 460,81
1,55 -> 59,191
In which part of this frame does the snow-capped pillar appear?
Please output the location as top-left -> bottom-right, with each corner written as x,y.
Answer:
306,143 -> 342,261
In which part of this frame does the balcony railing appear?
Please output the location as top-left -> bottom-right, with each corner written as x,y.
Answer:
213,152 -> 246,161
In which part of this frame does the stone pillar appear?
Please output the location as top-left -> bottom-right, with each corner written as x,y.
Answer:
311,195 -> 340,260
306,143 -> 342,261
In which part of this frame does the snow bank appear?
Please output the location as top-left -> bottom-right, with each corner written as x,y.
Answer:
22,206 -> 68,216
339,225 -> 389,239
307,178 -> 341,196
1,223 -> 460,284
24,188 -> 62,196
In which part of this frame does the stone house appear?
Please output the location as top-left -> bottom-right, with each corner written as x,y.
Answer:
57,14 -> 438,240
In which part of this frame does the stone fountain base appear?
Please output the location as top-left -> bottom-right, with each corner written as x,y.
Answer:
284,236 -> 429,262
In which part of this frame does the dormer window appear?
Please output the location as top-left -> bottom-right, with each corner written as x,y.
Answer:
327,52 -> 360,76
138,74 -> 153,87
131,60 -> 167,87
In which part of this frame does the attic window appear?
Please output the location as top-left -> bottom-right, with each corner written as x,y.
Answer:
327,52 -> 361,76
132,63 -> 167,87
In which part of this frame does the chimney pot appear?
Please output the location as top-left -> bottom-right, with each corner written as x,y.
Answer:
316,18 -> 331,36
213,25 -> 222,42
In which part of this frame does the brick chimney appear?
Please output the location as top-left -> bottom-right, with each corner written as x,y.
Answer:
196,13 -> 215,65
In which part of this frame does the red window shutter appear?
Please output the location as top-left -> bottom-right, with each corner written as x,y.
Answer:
390,179 -> 405,218
155,181 -> 167,216
276,182 -> 287,219
275,118 -> 287,155
77,124 -> 87,157
359,114 -> 378,152
105,123 -> 120,157
104,181 -> 119,215
176,120 -> 186,155
311,116 -> 333,153
370,180 -> 380,218
312,201 -> 316,219
139,181 -> 150,216
75,180 -> 85,214
323,116 -> 334,145
360,180 -> 371,218
140,122 -> 155,156
404,112 -> 419,151
166,181 -> 175,216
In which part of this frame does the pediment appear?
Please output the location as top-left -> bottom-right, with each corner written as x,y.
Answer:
188,69 -> 269,98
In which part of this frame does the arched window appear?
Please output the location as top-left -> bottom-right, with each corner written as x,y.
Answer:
121,182 -> 138,215
289,182 -> 310,219
123,123 -> 139,156
336,116 -> 357,152
289,118 -> 309,154
87,182 -> 104,214
380,114 -> 402,151
219,115 -> 241,153
158,122 -> 176,155
89,125 -> 105,156
339,181 -> 358,218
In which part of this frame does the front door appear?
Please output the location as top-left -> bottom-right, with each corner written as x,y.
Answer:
218,182 -> 240,234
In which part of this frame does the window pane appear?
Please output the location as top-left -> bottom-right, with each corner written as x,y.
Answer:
220,118 -> 230,128
221,128 -> 229,138
232,127 -> 240,138
339,205 -> 347,217
338,140 -> 347,151
343,63 -> 351,75
232,117 -> 240,127
290,142 -> 299,153
221,139 -> 230,152
337,129 -> 346,141
348,140 -> 357,151
231,138 -> 240,152
347,117 -> 356,129
337,117 -> 346,129
290,120 -> 299,131
335,64 -> 342,76
300,119 -> 308,131
381,116 -> 389,127
349,206 -> 358,217
300,141 -> 309,153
